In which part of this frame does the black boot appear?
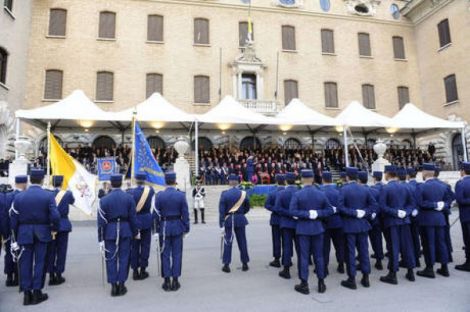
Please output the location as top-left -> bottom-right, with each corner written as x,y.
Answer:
375,259 -> 383,270
380,271 -> 398,285
455,261 -> 470,272
318,279 -> 326,293
361,274 -> 370,288
133,269 -> 140,280
193,209 -> 198,224
201,209 -> 206,224
341,277 -> 357,290
6,273 -> 14,287
48,273 -> 58,286
294,280 -> 310,295
118,282 -> 127,296
111,283 -> 119,297
406,268 -> 415,281
162,278 -> 171,291
436,264 -> 450,277
417,266 -> 435,278
171,278 -> 181,291
279,266 -> 291,279
56,273 -> 66,285
32,290 -> 48,305
140,268 -> 149,280
23,291 -> 33,306
242,263 -> 249,272
222,264 -> 231,273
337,262 -> 345,274
269,258 -> 281,268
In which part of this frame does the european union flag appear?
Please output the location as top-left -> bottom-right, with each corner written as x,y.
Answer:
133,121 -> 165,186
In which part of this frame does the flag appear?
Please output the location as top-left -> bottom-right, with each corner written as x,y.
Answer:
49,134 -> 96,215
133,120 -> 165,187
97,157 -> 117,181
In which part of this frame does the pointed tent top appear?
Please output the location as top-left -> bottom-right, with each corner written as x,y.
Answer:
335,101 -> 393,128
113,93 -> 195,122
16,90 -> 110,120
276,98 -> 337,126
391,103 -> 464,129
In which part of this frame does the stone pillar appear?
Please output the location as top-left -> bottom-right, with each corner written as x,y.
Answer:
173,137 -> 192,204
8,140 -> 32,185
371,139 -> 390,173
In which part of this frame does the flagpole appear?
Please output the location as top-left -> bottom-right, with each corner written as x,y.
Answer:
131,113 -> 136,186
47,122 -> 51,186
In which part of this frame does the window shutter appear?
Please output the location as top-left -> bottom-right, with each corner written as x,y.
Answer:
321,29 -> 334,54
444,74 -> 458,103
358,33 -> 371,56
194,19 -> 209,45
393,36 -> 405,59
0,48 -> 7,84
284,80 -> 298,105
44,70 -> 63,100
438,19 -> 451,47
49,9 -> 67,36
239,22 -> 248,46
146,73 -> 163,98
397,86 -> 409,109
324,82 -> 338,108
194,76 -> 210,103
148,15 -> 163,42
282,26 -> 296,51
96,72 -> 114,101
99,12 -> 116,39
362,84 -> 375,109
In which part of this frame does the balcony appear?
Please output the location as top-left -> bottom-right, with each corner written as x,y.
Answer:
239,99 -> 281,116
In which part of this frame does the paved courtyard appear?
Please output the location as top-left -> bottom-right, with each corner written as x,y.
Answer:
0,207 -> 469,312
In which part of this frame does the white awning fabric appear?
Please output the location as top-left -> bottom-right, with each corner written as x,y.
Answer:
335,101 -> 394,129
273,98 -> 337,128
391,103 -> 464,130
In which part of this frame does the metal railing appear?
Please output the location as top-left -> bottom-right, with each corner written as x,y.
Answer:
238,99 -> 281,115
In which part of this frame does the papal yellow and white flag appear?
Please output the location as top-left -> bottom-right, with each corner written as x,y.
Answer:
49,134 -> 96,215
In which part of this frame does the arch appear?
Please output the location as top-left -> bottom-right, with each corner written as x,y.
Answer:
366,138 -> 376,148
402,139 -> 413,148
192,136 -> 213,150
147,135 -> 166,150
92,135 -> 116,150
284,138 -> 301,150
452,133 -> 463,170
240,136 -> 261,150
39,136 -> 63,155
325,138 -> 341,149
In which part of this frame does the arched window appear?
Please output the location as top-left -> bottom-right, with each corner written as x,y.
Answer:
194,18 -> 209,45
402,139 -> 412,148
240,136 -> 261,150
192,137 -> 213,150
93,135 -> 116,150
284,138 -> 301,150
325,138 -> 341,149
39,136 -> 63,155
48,9 -> 67,37
147,136 -> 166,150
0,47 -> 8,84
366,138 -> 376,148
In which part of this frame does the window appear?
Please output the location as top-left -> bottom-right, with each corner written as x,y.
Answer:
147,15 -> 163,42
324,82 -> 338,108
48,9 -> 67,37
240,136 -> 261,150
362,84 -> 375,109
96,71 -> 114,101
44,70 -> 63,100
444,74 -> 458,103
282,25 -> 296,51
284,79 -> 298,105
239,21 -> 254,47
320,0 -> 331,12
146,73 -> 163,98
4,0 -> 13,11
285,138 -> 301,150
392,36 -> 405,59
148,136 -> 166,150
397,86 -> 409,109
241,73 -> 257,100
194,75 -> 210,103
358,32 -> 371,56
194,18 -> 209,45
437,19 -> 451,48
0,47 -> 8,84
98,11 -> 116,39
321,29 -> 335,54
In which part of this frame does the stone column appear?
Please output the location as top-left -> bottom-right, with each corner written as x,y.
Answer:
173,137 -> 192,194
371,139 -> 390,173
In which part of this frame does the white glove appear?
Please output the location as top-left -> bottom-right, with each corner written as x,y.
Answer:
332,206 -> 337,214
412,209 -> 418,217
153,233 -> 159,242
309,210 -> 318,220
397,210 -> 406,219
11,242 -> 20,252
356,210 -> 366,219
184,232 -> 190,239
220,227 -> 225,235
371,212 -> 377,220
436,201 -> 445,211
135,232 -> 141,240
99,241 -> 105,253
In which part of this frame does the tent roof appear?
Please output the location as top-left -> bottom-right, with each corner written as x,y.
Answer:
112,93 -> 195,123
335,101 -> 393,129
275,98 -> 337,127
391,103 -> 464,130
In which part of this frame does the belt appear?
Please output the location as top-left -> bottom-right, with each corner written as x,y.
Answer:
21,222 -> 49,225
109,217 -> 128,223
161,216 -> 181,221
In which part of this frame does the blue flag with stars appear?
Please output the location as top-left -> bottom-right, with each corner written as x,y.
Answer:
133,121 -> 165,186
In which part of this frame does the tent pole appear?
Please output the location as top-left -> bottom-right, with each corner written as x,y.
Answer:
462,127 -> 468,162
343,127 -> 349,167
195,120 -> 199,177
15,118 -> 20,159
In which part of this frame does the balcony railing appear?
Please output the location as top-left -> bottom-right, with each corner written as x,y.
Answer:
239,99 -> 281,115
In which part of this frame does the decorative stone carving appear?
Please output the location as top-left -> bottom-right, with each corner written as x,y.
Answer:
344,0 -> 381,16
371,139 -> 390,173
274,0 -> 304,9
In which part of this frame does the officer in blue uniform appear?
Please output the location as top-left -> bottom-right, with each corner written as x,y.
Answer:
98,174 -> 138,297
47,175 -> 75,286
455,162 -> 470,271
10,169 -> 60,305
265,174 -> 285,268
368,171 -> 384,270
154,172 -> 190,291
379,166 -> 416,285
127,172 -> 155,281
416,163 -> 453,278
290,169 -> 333,294
320,171 -> 345,274
219,174 -> 250,273
434,167 -> 455,263
3,175 -> 27,287
407,168 -> 422,267
338,167 -> 375,290
275,172 -> 300,279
